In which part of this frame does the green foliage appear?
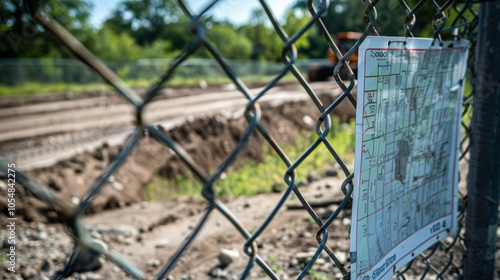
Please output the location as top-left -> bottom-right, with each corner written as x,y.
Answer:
206,24 -> 252,60
140,40 -> 179,59
89,26 -> 141,61
461,79 -> 473,123
143,175 -> 202,201
1,0 -> 94,58
296,0 -> 445,58
0,82 -> 112,95
0,0 -> 462,93
283,8 -> 311,51
1,0 -> 447,63
103,0 -> 182,45
240,9 -> 283,61
329,118 -> 356,158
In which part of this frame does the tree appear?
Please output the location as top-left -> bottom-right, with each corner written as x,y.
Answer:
103,0 -> 183,46
283,6 -> 313,58
240,9 -> 282,61
291,0 -> 439,58
0,0 -> 94,58
297,0 -> 437,36
87,26 -> 141,62
206,23 -> 252,60
141,39 -> 178,59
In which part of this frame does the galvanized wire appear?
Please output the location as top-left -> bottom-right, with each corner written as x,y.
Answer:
0,0 -> 479,279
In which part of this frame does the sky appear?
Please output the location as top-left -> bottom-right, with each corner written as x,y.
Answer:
89,0 -> 292,27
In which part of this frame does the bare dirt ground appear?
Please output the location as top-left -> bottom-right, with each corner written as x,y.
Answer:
0,82 -> 499,279
0,176 -> 355,280
0,81 -> 355,223
0,81 -> 360,279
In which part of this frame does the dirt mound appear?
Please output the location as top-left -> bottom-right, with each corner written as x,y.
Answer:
0,93 -> 355,223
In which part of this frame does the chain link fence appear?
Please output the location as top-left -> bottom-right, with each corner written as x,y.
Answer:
0,58 -> 327,86
0,0 -> 486,279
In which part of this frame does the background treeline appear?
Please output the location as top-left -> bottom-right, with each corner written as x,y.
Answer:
1,0 -> 445,62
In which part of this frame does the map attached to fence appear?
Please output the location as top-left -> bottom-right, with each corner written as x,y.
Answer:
350,37 -> 469,280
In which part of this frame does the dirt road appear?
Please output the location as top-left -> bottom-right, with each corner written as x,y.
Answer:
0,81 -> 351,171
0,80 -> 357,221
0,80 -> 363,279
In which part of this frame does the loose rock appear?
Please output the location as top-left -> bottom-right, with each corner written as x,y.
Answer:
289,258 -> 299,268
320,205 -> 339,220
296,251 -> 315,263
0,181 -> 6,192
297,179 -> 309,187
325,167 -> 339,177
112,181 -> 123,191
40,259 -> 51,271
147,259 -> 161,268
21,267 -> 37,279
334,251 -> 348,264
71,196 -> 80,205
299,231 -> 313,238
272,182 -> 285,193
208,267 -> 227,278
155,239 -> 169,248
82,272 -> 104,280
302,115 -> 315,127
218,248 -> 240,267
307,171 -> 322,183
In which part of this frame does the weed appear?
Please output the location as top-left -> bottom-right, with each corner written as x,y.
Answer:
269,254 -> 278,264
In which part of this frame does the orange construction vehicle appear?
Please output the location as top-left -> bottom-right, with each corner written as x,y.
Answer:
307,32 -> 362,81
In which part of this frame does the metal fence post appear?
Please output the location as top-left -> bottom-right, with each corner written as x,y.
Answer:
464,1 -> 500,279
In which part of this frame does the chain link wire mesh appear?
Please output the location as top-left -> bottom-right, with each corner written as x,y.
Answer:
0,0 -> 480,279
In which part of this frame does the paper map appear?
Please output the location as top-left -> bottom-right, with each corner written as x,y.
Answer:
351,37 -> 468,280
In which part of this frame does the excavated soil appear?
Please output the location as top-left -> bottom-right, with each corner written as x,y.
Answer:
0,92 -> 356,223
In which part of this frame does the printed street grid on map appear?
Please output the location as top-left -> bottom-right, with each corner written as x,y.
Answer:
350,37 -> 468,280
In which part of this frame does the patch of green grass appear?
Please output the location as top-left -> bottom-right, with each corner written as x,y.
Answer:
143,175 -> 203,201
268,254 -> 281,274
308,269 -> 330,280
0,74 -> 297,96
143,118 -> 355,200
0,82 -> 113,95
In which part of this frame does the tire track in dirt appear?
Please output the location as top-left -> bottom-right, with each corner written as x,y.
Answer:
0,82 -> 349,171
